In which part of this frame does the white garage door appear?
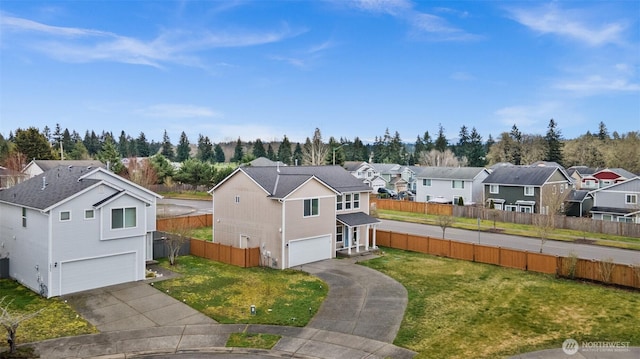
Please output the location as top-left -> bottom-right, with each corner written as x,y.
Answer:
288,235 -> 332,267
60,252 -> 137,295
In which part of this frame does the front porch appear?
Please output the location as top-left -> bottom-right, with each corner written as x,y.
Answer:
335,212 -> 380,258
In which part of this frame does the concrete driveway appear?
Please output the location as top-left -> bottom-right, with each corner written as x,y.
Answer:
300,255 -> 408,343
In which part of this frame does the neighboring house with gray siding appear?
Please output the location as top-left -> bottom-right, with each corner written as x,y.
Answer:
22,160 -> 104,179
415,167 -> 490,205
482,166 -> 572,214
0,165 -> 161,297
589,177 -> 640,223
210,166 -> 379,269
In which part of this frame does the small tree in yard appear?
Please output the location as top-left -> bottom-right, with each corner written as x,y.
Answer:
0,297 -> 44,355
436,215 -> 455,239
598,257 -> 615,283
165,219 -> 192,266
537,185 -> 569,253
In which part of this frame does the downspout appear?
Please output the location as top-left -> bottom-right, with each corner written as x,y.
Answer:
211,193 -> 215,243
46,210 -> 53,298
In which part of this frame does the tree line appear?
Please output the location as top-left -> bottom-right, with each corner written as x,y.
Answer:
1,119 -> 639,185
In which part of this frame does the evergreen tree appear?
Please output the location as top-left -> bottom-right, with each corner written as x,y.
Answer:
485,133 -> 495,153
252,139 -> 266,158
278,136 -> 293,164
14,127 -> 54,160
176,131 -> 191,162
160,130 -> 175,161
97,135 -> 124,173
351,137 -> 368,161
292,142 -> 303,165
150,154 -> 175,184
456,125 -> 471,161
136,132 -> 150,157
231,138 -> 244,163
196,134 -> 213,162
434,124 -> 448,152
510,124 -> 523,165
266,143 -> 276,160
422,131 -> 434,152
388,131 -> 405,164
544,118 -> 563,164
467,127 -> 487,167
597,121 -> 609,141
326,137 -> 345,165
414,135 -> 425,160
214,144 -> 225,163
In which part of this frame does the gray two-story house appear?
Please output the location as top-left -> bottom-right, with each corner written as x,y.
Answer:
415,167 -> 490,205
589,177 -> 640,223
482,166 -> 572,214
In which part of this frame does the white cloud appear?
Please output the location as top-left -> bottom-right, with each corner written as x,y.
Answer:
506,4 -> 627,46
135,104 -> 222,118
349,0 -> 412,16
494,102 -> 563,132
553,63 -> 640,95
450,71 -> 475,81
0,14 -> 303,68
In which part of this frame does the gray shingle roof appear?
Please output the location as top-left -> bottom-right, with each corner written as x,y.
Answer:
343,161 -> 368,172
0,165 -> 100,209
337,212 -> 380,226
482,166 -> 560,186
27,160 -> 104,172
566,189 -> 590,202
415,166 -> 487,180
240,166 -> 372,198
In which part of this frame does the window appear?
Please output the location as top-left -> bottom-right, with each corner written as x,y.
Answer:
303,198 -> 319,217
112,207 -> 136,229
452,180 -> 464,189
235,195 -> 240,204
22,207 -> 27,228
60,211 -> 71,221
505,205 -> 517,211
552,185 -> 557,194
602,214 -> 613,221
353,193 -> 360,209
618,217 -> 633,223
489,185 -> 499,194
520,206 -> 532,213
336,225 -> 343,242
560,184 -> 565,193
625,194 -> 638,205
336,195 -> 343,211
423,179 -> 431,187
524,186 -> 534,196
85,209 -> 95,220
345,194 -> 352,210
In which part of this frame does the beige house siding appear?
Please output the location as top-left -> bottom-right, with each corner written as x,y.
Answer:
213,172 -> 283,266
282,179 -> 337,268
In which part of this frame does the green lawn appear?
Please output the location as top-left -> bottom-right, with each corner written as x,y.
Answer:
154,256 -> 327,326
378,209 -> 640,250
0,280 -> 97,350
188,226 -> 213,241
360,247 -> 640,359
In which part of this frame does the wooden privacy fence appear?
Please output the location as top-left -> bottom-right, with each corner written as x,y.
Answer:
372,198 -> 453,216
373,229 -> 640,289
190,239 -> 260,268
157,214 -> 212,231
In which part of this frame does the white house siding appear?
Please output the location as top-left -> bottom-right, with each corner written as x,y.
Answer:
0,205 -> 50,296
416,178 -> 473,204
213,172 -> 283,267
49,188 -> 146,296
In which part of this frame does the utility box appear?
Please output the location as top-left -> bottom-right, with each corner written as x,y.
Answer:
0,258 -> 9,279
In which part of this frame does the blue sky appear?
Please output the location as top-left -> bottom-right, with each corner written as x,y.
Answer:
1,1 -> 639,145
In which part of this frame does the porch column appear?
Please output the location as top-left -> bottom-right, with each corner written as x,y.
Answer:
347,226 -> 352,255
365,224 -> 370,251
372,224 -> 377,249
355,226 -> 360,253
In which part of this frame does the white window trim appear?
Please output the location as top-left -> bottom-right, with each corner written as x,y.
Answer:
111,207 -> 137,229
452,180 -> 464,189
60,210 -> 71,222
235,195 -> 240,204
303,198 -> 319,218
625,194 -> 638,205
423,179 -> 431,187
84,209 -> 95,220
489,185 -> 499,194
524,186 -> 534,196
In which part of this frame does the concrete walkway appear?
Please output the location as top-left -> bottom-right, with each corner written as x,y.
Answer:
30,257 -> 416,358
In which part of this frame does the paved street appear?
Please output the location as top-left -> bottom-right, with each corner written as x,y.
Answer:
378,219 -> 640,265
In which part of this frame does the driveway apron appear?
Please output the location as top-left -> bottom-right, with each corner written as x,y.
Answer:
300,256 -> 408,343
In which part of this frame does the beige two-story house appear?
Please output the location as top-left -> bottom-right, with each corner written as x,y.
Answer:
210,165 -> 379,269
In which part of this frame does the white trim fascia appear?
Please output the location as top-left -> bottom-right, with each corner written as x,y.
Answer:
280,176 -> 339,201
80,167 -> 163,199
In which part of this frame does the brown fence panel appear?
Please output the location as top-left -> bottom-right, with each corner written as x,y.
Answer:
609,265 -> 635,288
390,232 -> 409,250
157,214 -> 212,231
474,244 -> 500,265
376,230 -> 391,247
230,247 -> 245,267
428,238 -> 451,257
190,238 -> 205,257
527,253 -> 557,274
219,244 -> 231,264
247,247 -> 260,267
204,242 -> 218,260
499,248 -> 527,270
407,235 -> 428,253
450,241 -> 474,261
575,259 -> 597,282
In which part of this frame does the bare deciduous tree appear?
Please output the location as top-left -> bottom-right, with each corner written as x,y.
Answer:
419,149 -> 466,167
436,215 -> 455,239
0,297 -> 45,354
537,184 -> 569,252
598,257 -> 615,283
125,157 -> 158,188
164,219 -> 192,266
302,128 -> 329,166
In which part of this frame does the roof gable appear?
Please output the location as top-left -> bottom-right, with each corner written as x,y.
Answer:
589,177 -> 640,194
416,167 -> 489,180
483,166 -> 567,186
